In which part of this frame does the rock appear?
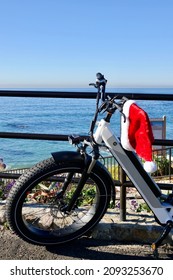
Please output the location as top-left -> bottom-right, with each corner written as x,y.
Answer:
0,205 -> 6,224
38,212 -> 54,229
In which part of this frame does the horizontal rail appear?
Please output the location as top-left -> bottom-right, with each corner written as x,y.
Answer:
0,131 -> 73,141
0,131 -> 173,147
0,90 -> 173,100
1,170 -> 171,191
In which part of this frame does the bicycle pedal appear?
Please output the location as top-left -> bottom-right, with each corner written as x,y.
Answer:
151,243 -> 158,258
151,220 -> 173,257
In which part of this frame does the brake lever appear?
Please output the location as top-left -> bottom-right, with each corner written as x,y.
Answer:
89,83 -> 98,88
121,112 -> 126,123
98,96 -> 119,114
113,102 -> 126,123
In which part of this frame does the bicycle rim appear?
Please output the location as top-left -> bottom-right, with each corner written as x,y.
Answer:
7,159 -> 110,245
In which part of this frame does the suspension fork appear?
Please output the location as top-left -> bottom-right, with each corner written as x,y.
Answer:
65,147 -> 99,213
55,172 -> 75,200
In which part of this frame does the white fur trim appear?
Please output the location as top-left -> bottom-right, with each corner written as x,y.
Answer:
121,100 -> 136,151
144,161 -> 157,173
122,100 -> 136,117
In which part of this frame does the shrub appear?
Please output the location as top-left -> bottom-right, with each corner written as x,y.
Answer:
0,180 -> 15,200
153,156 -> 172,176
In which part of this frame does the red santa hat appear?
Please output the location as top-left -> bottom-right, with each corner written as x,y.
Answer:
121,100 -> 157,173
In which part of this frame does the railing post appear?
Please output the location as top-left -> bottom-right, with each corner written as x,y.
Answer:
169,147 -> 172,182
120,167 -> 126,221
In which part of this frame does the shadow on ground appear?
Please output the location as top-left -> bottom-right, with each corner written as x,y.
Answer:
46,237 -> 173,260
0,230 -> 172,260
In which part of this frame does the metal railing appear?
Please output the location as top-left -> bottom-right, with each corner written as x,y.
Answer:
1,89 -> 173,100
0,89 -> 173,221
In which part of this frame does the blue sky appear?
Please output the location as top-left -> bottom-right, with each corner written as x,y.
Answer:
0,0 -> 173,88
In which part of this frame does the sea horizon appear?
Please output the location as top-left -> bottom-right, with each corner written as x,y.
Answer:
1,86 -> 173,92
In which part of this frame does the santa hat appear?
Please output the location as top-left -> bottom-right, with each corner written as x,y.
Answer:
121,100 -> 157,173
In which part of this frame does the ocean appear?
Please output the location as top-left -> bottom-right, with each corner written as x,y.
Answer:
0,87 -> 173,169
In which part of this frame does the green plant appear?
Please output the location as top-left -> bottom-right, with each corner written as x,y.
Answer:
66,184 -> 96,206
136,202 -> 151,213
153,156 -> 171,176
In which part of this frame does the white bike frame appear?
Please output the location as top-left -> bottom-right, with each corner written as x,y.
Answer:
94,118 -> 173,225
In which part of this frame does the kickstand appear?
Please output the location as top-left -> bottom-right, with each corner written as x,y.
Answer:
151,220 -> 173,258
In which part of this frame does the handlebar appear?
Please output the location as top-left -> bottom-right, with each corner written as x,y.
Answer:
69,73 -> 128,147
98,95 -> 127,115
88,73 -> 128,136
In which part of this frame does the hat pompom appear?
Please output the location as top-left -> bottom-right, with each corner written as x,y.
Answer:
143,161 -> 157,173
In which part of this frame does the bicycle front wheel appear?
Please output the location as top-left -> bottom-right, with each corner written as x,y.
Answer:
6,156 -> 111,245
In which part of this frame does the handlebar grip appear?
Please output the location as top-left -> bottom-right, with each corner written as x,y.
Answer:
96,72 -> 104,81
68,135 -> 82,145
96,72 -> 107,84
96,73 -> 107,101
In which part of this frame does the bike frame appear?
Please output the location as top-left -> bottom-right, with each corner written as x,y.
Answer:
94,118 -> 173,225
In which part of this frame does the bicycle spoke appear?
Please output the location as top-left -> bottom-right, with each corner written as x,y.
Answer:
20,170 -> 99,237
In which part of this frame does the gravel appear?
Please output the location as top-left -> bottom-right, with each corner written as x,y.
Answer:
0,229 -> 172,260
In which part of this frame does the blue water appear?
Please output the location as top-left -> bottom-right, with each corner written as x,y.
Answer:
0,87 -> 173,169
